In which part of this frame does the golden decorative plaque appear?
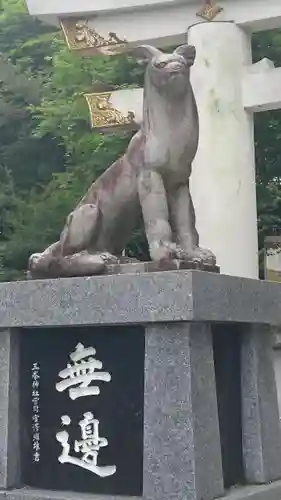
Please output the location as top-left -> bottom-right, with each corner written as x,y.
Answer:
60,18 -> 127,56
84,92 -> 136,130
196,0 -> 223,21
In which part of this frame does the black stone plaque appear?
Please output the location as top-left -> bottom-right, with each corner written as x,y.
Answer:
20,326 -> 145,496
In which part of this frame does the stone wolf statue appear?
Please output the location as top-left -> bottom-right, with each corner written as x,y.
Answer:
29,44 -> 215,278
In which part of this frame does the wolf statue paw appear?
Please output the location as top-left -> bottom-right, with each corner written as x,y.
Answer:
185,246 -> 216,266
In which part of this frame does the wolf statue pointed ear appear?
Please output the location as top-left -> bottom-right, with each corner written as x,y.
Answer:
131,45 -> 162,65
175,44 -> 196,65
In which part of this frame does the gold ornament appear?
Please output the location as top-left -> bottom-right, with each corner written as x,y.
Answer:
84,93 -> 135,130
196,0 -> 223,21
60,18 -> 127,55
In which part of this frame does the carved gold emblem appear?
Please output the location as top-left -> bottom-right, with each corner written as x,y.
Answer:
60,18 -> 127,56
84,93 -> 135,130
196,0 -> 223,21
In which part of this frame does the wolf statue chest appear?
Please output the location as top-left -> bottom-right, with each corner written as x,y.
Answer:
144,118 -> 197,173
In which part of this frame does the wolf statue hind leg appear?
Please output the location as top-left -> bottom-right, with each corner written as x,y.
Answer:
60,203 -> 100,256
28,203 -> 118,278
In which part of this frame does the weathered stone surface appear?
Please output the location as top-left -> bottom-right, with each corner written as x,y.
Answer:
28,257 -> 219,280
0,329 -> 20,488
0,273 -> 280,500
105,259 -> 219,275
191,271 -> 281,325
241,325 -> 281,483
0,271 -> 281,328
143,323 -> 223,500
0,271 -> 194,327
3,481 -> 281,500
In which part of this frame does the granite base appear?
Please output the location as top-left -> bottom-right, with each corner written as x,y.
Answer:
1,481 -> 281,500
0,271 -> 280,500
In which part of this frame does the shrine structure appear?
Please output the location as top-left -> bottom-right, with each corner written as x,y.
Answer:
26,0 -> 281,278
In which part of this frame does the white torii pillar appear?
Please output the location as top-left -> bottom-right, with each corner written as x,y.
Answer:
189,22 -> 258,278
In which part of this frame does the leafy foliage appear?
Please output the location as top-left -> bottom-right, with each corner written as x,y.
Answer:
253,32 -> 281,271
0,0 -> 148,279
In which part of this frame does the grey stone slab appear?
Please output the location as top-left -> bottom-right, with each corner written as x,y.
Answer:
273,348 -> 281,417
191,271 -> 281,325
2,490 -> 139,500
105,259 -> 219,275
241,325 -> 281,483
0,271 -> 280,327
0,272 -> 193,327
2,482 -> 281,500
222,481 -> 281,500
143,323 -> 224,500
0,328 -> 20,488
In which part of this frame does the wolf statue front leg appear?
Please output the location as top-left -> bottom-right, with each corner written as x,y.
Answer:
138,169 -> 178,261
168,182 -> 216,265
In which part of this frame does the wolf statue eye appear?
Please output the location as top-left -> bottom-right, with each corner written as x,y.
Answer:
155,61 -> 167,69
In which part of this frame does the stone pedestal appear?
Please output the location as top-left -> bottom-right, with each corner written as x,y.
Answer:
144,323 -> 222,500
0,270 -> 281,500
241,325 -> 281,483
0,329 -> 20,488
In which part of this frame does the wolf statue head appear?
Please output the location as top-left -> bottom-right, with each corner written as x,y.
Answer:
134,44 -> 196,97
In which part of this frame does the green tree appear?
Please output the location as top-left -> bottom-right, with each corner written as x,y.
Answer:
0,0 -> 65,193
253,30 -> 281,273
0,0 -> 148,279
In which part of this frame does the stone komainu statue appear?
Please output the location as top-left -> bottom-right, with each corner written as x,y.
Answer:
29,44 -> 215,278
